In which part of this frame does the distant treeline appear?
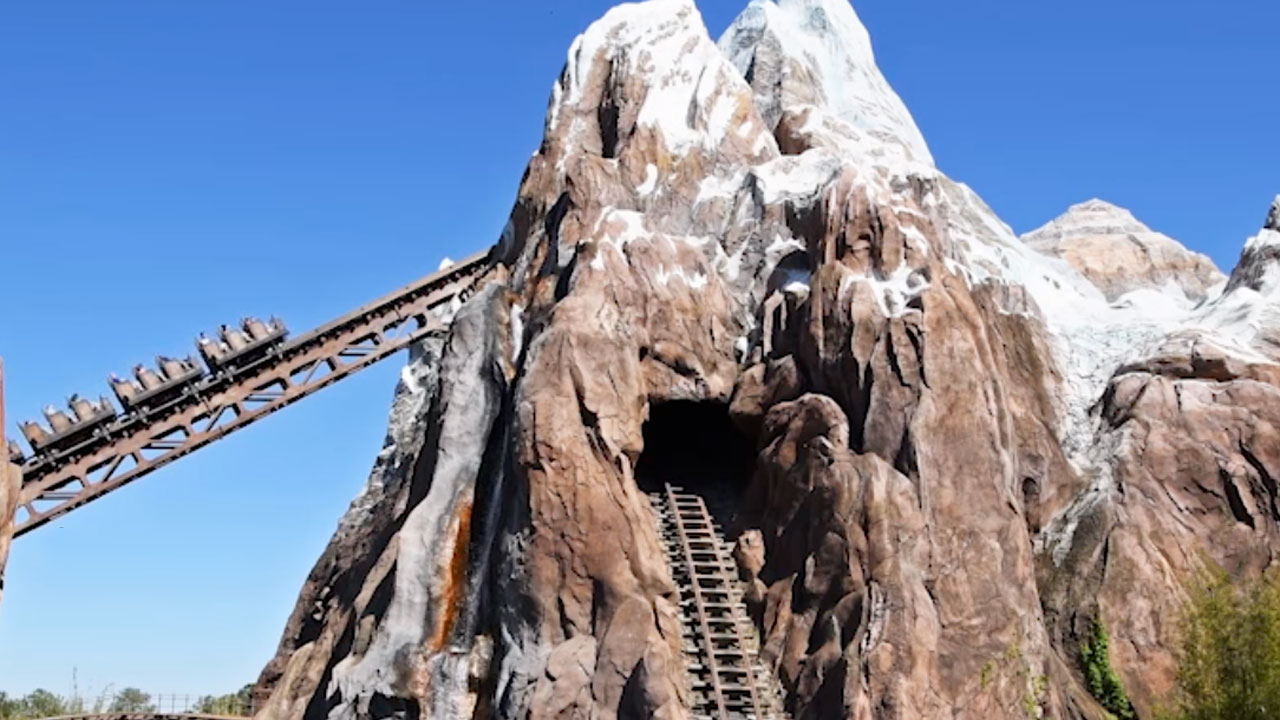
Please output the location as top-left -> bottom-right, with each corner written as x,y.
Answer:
0,684 -> 252,719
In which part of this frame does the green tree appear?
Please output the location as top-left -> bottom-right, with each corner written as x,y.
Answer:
108,688 -> 153,714
21,689 -> 67,719
193,684 -> 253,716
1080,619 -> 1136,719
0,693 -> 24,720
1161,566 -> 1280,719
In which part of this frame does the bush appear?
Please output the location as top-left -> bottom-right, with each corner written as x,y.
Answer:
194,684 -> 254,716
0,684 -> 250,719
108,688 -> 153,714
1080,619 -> 1136,719
0,689 -> 67,720
1161,566 -> 1280,720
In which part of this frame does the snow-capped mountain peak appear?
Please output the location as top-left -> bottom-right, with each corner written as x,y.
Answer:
1022,198 -> 1224,302
718,0 -> 933,169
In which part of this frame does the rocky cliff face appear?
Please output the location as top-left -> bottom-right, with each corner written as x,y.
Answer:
1022,199 -> 1225,303
0,462 -> 17,612
1,359 -> 17,614
254,2 -> 1279,718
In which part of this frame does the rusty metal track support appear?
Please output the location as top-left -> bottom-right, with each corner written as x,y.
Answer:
14,253 -> 488,537
650,483 -> 783,720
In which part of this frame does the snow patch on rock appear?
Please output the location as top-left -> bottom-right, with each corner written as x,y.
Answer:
695,171 -> 748,204
752,149 -> 844,204
838,263 -> 928,318
1022,198 -> 1225,303
719,0 -> 934,168
590,209 -> 650,269
509,304 -> 526,361
636,164 -> 659,195
549,0 -> 767,159
655,265 -> 709,289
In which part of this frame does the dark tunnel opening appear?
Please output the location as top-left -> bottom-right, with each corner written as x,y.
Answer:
634,401 -> 755,499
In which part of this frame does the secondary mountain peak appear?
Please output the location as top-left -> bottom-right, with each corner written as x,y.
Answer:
250,3 -> 1280,719
1022,198 -> 1224,302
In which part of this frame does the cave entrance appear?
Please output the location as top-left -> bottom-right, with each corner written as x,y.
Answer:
634,401 -> 754,507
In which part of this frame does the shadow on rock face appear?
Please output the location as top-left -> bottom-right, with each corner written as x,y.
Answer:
635,400 -> 755,498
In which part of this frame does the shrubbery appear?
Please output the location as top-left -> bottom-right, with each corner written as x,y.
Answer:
0,684 -> 251,719
0,689 -> 70,720
1080,620 -> 1136,720
1161,566 -> 1280,720
194,684 -> 254,716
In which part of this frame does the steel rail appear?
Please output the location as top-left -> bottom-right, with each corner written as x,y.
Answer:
664,482 -> 734,720
13,252 -> 489,537
653,482 -> 782,719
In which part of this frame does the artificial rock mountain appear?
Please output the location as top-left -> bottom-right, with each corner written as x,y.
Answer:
252,1 -> 1280,718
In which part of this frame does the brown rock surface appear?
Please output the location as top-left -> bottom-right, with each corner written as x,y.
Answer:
0,357 -> 17,615
1038,332 -> 1280,716
255,1 -> 1279,718
0,462 -> 18,613
1022,199 -> 1225,302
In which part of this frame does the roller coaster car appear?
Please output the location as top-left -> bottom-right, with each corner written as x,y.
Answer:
19,420 -> 50,450
20,395 -> 117,456
7,439 -> 24,465
110,356 -> 203,413
197,316 -> 288,373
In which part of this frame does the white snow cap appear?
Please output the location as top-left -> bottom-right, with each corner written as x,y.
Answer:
1023,198 -> 1152,240
1181,196 -> 1280,362
718,0 -> 934,167
548,0 -> 766,156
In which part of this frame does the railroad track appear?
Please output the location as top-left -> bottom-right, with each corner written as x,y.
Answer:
649,483 -> 785,720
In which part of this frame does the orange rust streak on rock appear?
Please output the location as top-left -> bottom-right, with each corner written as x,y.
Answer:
427,499 -> 474,652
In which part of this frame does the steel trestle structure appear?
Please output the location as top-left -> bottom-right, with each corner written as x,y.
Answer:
649,483 -> 786,720
12,252 -> 487,538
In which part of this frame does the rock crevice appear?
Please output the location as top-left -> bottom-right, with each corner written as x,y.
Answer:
253,2 -> 1280,718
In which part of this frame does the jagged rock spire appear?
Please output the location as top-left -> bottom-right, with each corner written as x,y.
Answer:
254,3 -> 1280,720
719,0 -> 933,168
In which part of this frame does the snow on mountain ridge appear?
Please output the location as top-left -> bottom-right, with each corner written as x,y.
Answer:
1025,198 -> 1153,237
1021,198 -> 1225,304
545,0 -> 774,164
1196,198 -> 1280,359
537,0 -> 1263,469
707,0 -> 1197,467
718,0 -> 934,169
252,2 -> 1280,716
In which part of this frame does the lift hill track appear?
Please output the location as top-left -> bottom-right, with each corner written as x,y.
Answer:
6,251 -> 488,538
650,483 -> 786,720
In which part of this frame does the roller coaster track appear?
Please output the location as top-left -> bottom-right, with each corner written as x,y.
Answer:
649,483 -> 786,720
10,251 -> 488,538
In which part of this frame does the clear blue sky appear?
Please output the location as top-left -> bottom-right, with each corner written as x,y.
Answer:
1,0 -> 1276,699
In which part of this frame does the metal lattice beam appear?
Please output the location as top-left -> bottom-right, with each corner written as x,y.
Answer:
13,252 -> 488,538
